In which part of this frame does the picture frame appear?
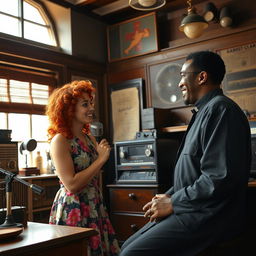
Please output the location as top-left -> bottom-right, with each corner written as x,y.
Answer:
216,41 -> 256,114
146,57 -> 186,109
109,78 -> 145,143
107,12 -> 158,62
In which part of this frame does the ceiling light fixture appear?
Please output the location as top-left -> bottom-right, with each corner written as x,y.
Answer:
203,2 -> 218,22
179,0 -> 208,39
219,6 -> 233,27
129,0 -> 166,11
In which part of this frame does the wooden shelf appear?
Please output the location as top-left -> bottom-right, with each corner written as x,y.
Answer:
161,125 -> 188,133
32,206 -> 52,213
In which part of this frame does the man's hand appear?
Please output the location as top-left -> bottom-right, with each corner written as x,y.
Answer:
143,194 -> 173,222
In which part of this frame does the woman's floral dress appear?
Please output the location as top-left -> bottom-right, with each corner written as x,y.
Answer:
49,135 -> 120,256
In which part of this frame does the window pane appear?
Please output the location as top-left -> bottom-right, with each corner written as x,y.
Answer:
24,1 -> 46,25
0,14 -> 20,36
10,80 -> 30,103
32,83 -> 49,105
31,114 -> 49,141
0,0 -> 19,16
8,113 -> 30,141
24,21 -> 55,46
0,79 -> 9,102
0,113 -> 7,129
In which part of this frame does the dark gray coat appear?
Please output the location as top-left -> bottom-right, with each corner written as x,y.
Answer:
120,88 -> 251,256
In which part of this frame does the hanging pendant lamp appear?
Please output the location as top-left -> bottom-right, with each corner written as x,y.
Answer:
179,0 -> 208,39
129,0 -> 166,11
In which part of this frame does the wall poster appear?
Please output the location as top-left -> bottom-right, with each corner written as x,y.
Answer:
109,78 -> 144,143
217,41 -> 256,114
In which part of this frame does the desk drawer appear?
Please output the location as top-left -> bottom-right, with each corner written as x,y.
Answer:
109,188 -> 157,213
111,213 -> 148,242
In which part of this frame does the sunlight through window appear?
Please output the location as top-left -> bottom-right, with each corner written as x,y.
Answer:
0,0 -> 57,47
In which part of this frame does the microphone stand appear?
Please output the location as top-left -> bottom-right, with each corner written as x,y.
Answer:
0,168 -> 44,229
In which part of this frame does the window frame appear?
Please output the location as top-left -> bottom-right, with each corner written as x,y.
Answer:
0,0 -> 59,50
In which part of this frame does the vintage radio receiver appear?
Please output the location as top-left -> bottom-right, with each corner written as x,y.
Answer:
114,137 -> 180,185
0,142 -> 19,177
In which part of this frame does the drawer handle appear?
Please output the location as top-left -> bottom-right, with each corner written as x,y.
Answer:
130,224 -> 138,232
128,193 -> 136,200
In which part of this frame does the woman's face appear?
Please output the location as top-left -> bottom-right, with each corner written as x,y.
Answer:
74,92 -> 95,125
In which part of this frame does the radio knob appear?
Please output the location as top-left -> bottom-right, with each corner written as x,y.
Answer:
119,150 -> 127,159
7,160 -> 16,169
145,148 -> 153,157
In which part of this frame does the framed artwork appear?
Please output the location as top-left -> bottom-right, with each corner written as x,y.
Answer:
107,12 -> 158,62
147,57 -> 186,109
109,78 -> 145,143
217,41 -> 256,114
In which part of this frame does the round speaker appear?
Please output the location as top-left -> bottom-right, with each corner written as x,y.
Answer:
154,63 -> 183,108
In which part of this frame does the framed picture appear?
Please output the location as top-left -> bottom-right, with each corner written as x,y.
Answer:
107,12 -> 158,62
217,41 -> 256,114
147,57 -> 186,109
109,78 -> 145,143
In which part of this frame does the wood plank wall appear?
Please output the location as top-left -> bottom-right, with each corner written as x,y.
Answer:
105,0 -> 256,139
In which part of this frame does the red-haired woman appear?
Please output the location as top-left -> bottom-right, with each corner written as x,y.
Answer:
46,80 -> 120,256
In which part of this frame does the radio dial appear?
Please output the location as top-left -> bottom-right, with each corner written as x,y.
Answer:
119,150 -> 127,159
7,160 -> 16,169
145,148 -> 153,157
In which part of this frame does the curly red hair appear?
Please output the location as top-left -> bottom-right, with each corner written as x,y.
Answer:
46,80 -> 95,141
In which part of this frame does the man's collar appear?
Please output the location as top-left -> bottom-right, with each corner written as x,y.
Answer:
195,88 -> 223,110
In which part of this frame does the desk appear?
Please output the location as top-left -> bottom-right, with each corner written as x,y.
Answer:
0,222 -> 97,256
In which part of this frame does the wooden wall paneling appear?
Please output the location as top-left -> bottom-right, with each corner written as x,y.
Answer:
107,67 -> 145,85
107,27 -> 256,109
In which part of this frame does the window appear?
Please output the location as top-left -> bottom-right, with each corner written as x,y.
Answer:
0,66 -> 57,173
0,79 -> 49,105
0,0 -> 58,47
1,112 -> 50,172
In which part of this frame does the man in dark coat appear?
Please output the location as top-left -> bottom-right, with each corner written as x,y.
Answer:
120,51 -> 252,256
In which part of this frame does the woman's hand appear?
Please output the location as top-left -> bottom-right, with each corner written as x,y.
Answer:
96,139 -> 111,163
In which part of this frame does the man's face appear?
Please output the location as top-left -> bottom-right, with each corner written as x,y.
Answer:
178,59 -> 201,105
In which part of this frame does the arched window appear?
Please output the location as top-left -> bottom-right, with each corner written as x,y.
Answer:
0,0 -> 58,47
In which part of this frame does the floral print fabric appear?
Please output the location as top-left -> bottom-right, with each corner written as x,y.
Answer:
49,135 -> 120,256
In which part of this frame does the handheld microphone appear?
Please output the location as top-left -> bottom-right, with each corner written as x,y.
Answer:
90,122 -> 103,143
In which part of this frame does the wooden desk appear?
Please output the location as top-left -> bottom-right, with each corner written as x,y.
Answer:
0,222 -> 97,256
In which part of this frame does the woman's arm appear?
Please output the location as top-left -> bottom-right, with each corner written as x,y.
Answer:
50,134 -> 109,193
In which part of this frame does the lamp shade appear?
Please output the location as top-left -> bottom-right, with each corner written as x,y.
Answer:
179,11 -> 208,39
129,0 -> 166,11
